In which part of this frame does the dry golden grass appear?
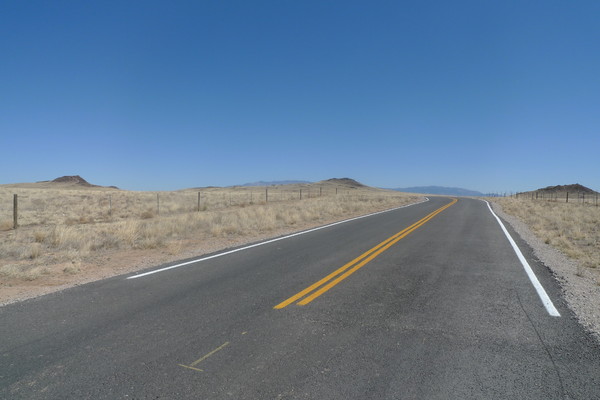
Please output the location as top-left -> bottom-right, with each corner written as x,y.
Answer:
0,182 -> 379,227
0,182 -> 419,282
0,263 -> 48,281
495,197 -> 600,273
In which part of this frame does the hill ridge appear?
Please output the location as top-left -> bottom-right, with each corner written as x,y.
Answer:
535,183 -> 598,194
51,175 -> 95,186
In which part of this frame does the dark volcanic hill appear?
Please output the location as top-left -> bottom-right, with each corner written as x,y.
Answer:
51,175 -> 96,186
48,176 -> 119,189
536,183 -> 598,194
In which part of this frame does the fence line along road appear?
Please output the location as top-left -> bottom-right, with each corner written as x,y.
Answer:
512,191 -> 599,206
1,187 -> 405,230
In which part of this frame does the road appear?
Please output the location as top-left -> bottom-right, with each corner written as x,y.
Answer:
1,197 -> 599,399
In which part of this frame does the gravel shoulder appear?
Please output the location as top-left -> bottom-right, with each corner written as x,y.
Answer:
492,201 -> 600,340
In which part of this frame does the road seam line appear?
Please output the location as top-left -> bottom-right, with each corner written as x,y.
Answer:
179,341 -> 230,372
126,198 -> 429,280
484,200 -> 561,317
178,364 -> 204,372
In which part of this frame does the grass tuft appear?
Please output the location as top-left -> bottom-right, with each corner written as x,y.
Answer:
0,263 -> 47,281
0,220 -> 13,231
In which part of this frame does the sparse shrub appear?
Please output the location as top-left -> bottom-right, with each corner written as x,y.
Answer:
166,241 -> 183,255
16,244 -> 42,260
84,232 -> 120,251
64,217 -> 78,226
79,215 -> 93,224
0,264 -> 22,278
0,220 -> 13,231
0,263 -> 47,281
63,263 -> 80,275
140,209 -> 155,219
33,231 -> 47,243
135,236 -> 164,249
27,243 -> 42,259
47,225 -> 82,250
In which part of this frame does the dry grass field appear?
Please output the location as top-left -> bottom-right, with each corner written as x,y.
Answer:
0,182 -> 359,228
0,179 -> 419,303
494,197 -> 600,278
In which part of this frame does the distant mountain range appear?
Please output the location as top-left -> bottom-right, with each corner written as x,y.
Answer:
238,180 -> 312,187
389,186 -> 484,196
239,178 -> 368,188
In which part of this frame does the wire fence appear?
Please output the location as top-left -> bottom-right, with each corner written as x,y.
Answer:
0,186 -> 402,229
511,191 -> 600,206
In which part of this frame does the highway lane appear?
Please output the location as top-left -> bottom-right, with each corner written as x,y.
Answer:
1,197 -> 599,399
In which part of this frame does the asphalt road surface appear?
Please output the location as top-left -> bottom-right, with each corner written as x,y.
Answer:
2,197 -> 599,399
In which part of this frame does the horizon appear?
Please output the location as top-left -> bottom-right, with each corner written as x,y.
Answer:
2,1 -> 599,194
3,174 -> 598,195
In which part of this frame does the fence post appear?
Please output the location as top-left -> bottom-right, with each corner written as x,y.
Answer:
320,187 -> 322,197
13,194 -> 18,229
265,188 -> 268,203
566,192 -> 569,203
197,192 -> 201,212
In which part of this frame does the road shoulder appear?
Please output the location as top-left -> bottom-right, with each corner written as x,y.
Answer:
491,201 -> 600,341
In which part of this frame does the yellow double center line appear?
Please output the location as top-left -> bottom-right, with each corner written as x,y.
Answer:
274,198 -> 457,309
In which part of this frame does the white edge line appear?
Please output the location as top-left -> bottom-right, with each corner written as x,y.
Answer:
127,197 -> 430,280
483,200 -> 560,317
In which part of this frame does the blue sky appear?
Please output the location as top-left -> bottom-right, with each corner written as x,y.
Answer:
1,1 -> 599,193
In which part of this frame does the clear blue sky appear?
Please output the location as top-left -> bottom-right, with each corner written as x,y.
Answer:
2,1 -> 599,193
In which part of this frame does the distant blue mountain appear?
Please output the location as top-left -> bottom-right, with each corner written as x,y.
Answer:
238,180 -> 312,187
390,186 -> 484,196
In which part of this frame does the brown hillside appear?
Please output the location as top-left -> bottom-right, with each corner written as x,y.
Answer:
51,175 -> 96,187
321,178 -> 366,188
537,184 -> 598,194
1,176 -> 119,190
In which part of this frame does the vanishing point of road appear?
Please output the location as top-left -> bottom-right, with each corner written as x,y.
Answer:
1,197 -> 599,399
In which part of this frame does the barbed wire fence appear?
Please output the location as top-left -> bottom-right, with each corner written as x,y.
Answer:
1,187 -> 406,230
510,191 -> 599,206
